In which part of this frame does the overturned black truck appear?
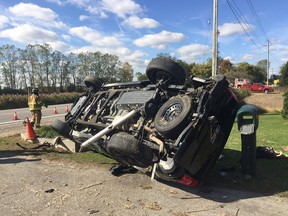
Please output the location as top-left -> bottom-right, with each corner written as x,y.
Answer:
52,57 -> 239,186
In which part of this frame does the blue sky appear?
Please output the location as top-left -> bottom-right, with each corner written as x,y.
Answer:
0,0 -> 287,75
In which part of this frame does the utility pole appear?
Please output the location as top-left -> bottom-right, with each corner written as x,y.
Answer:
212,0 -> 218,78
266,40 -> 270,86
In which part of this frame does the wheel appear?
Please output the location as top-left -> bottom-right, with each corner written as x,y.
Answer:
51,119 -> 72,138
146,58 -> 186,85
264,89 -> 269,94
106,132 -> 154,168
154,95 -> 193,139
83,75 -> 104,90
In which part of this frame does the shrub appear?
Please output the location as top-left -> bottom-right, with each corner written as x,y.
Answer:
233,88 -> 251,101
0,94 -> 27,109
281,91 -> 288,119
0,92 -> 82,110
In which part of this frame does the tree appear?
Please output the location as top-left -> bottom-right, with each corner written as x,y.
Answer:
66,53 -> 79,91
99,53 -> 120,82
191,59 -> 212,78
234,62 -> 265,83
0,43 -> 129,91
0,45 -> 20,89
18,49 -> 29,89
136,72 -> 147,81
256,59 -> 268,74
248,66 -> 266,83
279,62 -> 288,87
118,62 -> 133,82
25,44 -> 39,88
156,53 -> 175,60
219,59 -> 233,75
39,44 -> 52,92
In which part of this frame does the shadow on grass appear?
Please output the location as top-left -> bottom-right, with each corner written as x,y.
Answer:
157,148 -> 288,203
213,148 -> 288,196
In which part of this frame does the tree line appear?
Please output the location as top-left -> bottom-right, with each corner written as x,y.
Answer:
0,44 -> 133,93
1,44 -> 288,94
137,53 -> 287,87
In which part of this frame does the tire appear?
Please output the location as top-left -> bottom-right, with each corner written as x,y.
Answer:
51,119 -> 72,138
154,95 -> 193,139
264,89 -> 269,94
146,58 -> 186,85
83,75 -> 104,90
106,132 -> 154,168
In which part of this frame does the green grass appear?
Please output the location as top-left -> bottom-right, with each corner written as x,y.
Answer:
36,126 -> 59,138
1,114 -> 288,196
206,114 -> 288,197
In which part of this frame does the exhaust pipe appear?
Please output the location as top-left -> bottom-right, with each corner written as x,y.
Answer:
80,109 -> 139,151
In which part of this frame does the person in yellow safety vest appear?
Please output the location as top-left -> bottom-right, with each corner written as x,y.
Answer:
28,88 -> 44,128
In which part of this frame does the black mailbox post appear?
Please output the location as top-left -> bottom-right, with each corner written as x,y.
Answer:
237,104 -> 259,178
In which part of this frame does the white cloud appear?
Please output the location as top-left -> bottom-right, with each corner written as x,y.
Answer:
271,44 -> 288,53
242,54 -> 257,61
9,3 -> 58,21
0,15 -> 9,29
69,26 -> 122,47
70,44 -> 147,69
0,24 -> 58,43
46,0 -> 64,6
134,30 -> 186,49
79,15 -> 89,21
62,34 -> 71,41
47,0 -> 143,19
101,0 -> 142,18
48,41 -> 73,52
86,5 -> 108,18
114,48 -> 147,68
122,16 -> 160,29
63,0 -> 90,7
281,57 -> 288,62
218,23 -> 254,37
224,56 -> 233,61
177,44 -> 210,63
7,3 -> 67,29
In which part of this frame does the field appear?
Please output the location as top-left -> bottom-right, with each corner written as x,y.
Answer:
244,92 -> 283,113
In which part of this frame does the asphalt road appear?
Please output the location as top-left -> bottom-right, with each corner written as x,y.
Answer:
0,104 -> 70,137
0,103 -> 71,123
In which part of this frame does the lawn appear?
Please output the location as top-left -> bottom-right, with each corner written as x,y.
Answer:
0,114 -> 288,196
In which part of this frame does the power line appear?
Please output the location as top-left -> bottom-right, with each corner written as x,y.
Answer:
228,0 -> 266,47
247,0 -> 267,39
226,0 -> 284,70
245,1 -> 283,66
226,0 -> 265,52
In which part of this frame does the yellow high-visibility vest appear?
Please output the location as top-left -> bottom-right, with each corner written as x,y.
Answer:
28,94 -> 42,111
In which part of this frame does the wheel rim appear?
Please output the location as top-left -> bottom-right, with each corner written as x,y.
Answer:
162,103 -> 182,122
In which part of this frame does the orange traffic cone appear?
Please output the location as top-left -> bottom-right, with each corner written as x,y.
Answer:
65,105 -> 69,113
53,107 -> 58,114
26,118 -> 37,140
13,112 -> 19,120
